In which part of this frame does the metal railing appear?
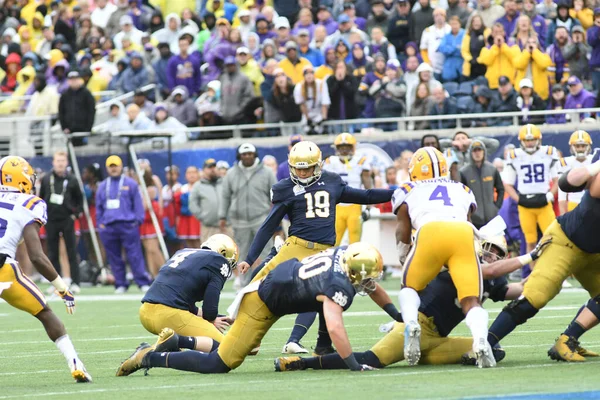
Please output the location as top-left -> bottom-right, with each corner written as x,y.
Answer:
0,90 -> 118,103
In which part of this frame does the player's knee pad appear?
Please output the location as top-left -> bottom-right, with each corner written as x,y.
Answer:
586,296 -> 600,320
503,298 -> 539,325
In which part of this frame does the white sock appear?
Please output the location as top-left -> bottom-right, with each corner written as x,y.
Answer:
465,306 -> 489,343
55,335 -> 81,367
399,288 -> 420,323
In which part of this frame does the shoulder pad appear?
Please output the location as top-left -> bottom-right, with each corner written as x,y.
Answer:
509,149 -> 517,159
22,196 -> 47,226
391,183 -> 414,214
462,184 -> 472,194
358,156 -> 368,166
559,157 -> 567,168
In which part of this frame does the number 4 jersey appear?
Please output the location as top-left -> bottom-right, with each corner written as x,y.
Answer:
0,192 -> 47,259
502,146 -> 560,195
391,178 -> 477,230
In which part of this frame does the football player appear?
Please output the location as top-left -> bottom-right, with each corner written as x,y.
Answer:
502,124 -> 560,262
323,133 -> 373,245
394,147 -> 495,368
116,243 -> 384,376
557,130 -> 593,215
487,149 -> 600,360
274,235 -> 551,371
235,140 -> 394,354
139,234 -> 239,349
0,156 -> 91,382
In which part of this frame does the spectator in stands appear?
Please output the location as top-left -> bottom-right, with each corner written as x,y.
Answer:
461,14 -> 490,80
153,43 -> 172,99
276,134 -> 303,181
546,83 -> 568,124
315,46 -> 336,80
438,16 -> 465,82
39,150 -> 83,293
271,67 -> 302,124
310,25 -> 329,52
429,84 -> 458,129
167,35 -> 201,96
219,143 -> 276,286
386,0 -> 411,56
367,0 -> 389,35
114,15 -> 143,49
421,133 -> 441,150
516,78 -> 546,124
150,103 -> 187,143
204,17 -> 231,56
195,80 -> 221,127
274,17 -> 293,54
359,53 -> 386,118
420,8 -> 450,80
508,15 -> 536,50
372,59 -> 407,121
259,39 -> 283,66
547,27 -> 570,88
168,86 -> 197,127
522,0 -> 547,48
316,5 -> 338,36
570,0 -> 593,29
496,0 -> 520,39
564,26 -> 590,82
26,73 -> 59,116
254,15 -> 276,44
190,158 -> 225,242
472,85 -> 495,126
409,82 -> 433,130
291,8 -> 315,38
405,62 -> 440,114
1,53 -> 20,93
151,13 -> 181,54
59,71 -> 95,146
442,131 -> 499,179
459,140 -> 504,229
278,41 -> 312,85
477,23 -> 519,89
260,59 -> 283,125
368,26 -> 397,62
325,13 -> 369,48
537,0 -> 557,19
349,43 -> 371,81
514,36 -> 552,100
236,46 -> 264,96
92,0 -> 117,29
132,89 -> 155,118
587,9 -> 600,91
220,56 -> 254,124
411,0 -> 434,46
216,160 -> 229,178
394,150 -> 413,183
127,103 -> 152,130
103,101 -> 130,132
447,0 -> 471,27
119,51 -> 151,94
547,1 -> 580,47
262,155 -> 278,175
565,75 -> 596,119
476,0 -> 505,29
294,65 -> 330,135
326,60 -> 359,125
490,75 -> 519,125
342,3 -> 367,32
296,29 -> 323,67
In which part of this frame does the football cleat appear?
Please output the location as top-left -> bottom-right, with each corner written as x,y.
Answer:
116,342 -> 153,376
282,341 -> 309,354
313,345 -> 336,356
577,345 -> 599,358
548,334 -> 586,362
404,321 -> 421,366
155,328 -> 180,353
248,346 -> 260,356
274,356 -> 306,372
462,343 -> 505,366
473,338 -> 496,368
69,358 -> 92,383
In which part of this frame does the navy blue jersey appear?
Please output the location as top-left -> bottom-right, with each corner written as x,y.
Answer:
244,171 -> 393,264
142,249 -> 230,320
420,271 -> 509,337
258,246 -> 356,316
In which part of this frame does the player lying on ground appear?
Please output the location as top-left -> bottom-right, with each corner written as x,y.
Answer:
116,243 -> 387,375
274,234 -> 549,371
0,156 -> 91,382
138,234 -> 239,350
487,149 -> 600,361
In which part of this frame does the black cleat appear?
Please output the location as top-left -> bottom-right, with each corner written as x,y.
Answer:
313,345 -> 336,356
274,356 -> 306,372
116,343 -> 154,376
155,328 -> 180,353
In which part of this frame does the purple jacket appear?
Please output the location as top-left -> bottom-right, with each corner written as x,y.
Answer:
276,161 -> 289,181
587,25 -> 600,68
531,14 -> 547,49
291,22 -> 316,39
354,17 -> 367,32
318,17 -> 338,35
496,12 -> 520,38
47,59 -> 70,94
202,41 -> 236,86
257,30 -> 277,44
166,53 -> 202,95
565,89 -> 596,119
96,176 -> 145,226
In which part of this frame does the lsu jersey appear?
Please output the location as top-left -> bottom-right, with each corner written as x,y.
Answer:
0,192 -> 46,259
324,155 -> 371,205
503,146 -> 560,195
558,155 -> 593,205
391,178 -> 476,230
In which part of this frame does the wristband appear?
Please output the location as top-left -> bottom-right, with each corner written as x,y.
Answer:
343,354 -> 361,371
517,254 -> 533,266
587,162 -> 600,177
51,277 -> 68,293
383,303 -> 402,322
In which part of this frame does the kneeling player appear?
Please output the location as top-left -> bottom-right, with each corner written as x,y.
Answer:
138,234 -> 238,350
275,235 -> 549,371
116,243 -> 385,375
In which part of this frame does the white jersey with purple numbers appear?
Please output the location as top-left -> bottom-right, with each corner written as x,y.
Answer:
0,192 -> 47,259
324,154 -> 371,206
392,178 -> 477,230
502,146 -> 560,195
558,155 -> 593,205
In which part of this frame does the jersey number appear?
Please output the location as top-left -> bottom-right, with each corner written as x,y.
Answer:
521,164 -> 545,184
304,191 -> 330,219
429,185 -> 453,206
167,250 -> 196,268
299,248 -> 335,279
0,201 -> 14,239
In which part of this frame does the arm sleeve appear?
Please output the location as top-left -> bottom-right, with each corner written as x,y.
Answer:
201,271 -> 223,322
340,186 -> 394,204
494,170 -> 505,209
244,202 -> 288,265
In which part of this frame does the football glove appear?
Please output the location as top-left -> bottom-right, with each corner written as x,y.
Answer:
530,236 -> 552,261
358,364 -> 377,371
518,193 -> 548,208
57,290 -> 76,315
361,208 -> 371,222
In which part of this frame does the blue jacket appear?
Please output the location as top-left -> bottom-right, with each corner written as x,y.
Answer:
299,47 -> 324,67
588,26 -> 600,68
119,64 -> 150,94
429,98 -> 458,129
438,29 -> 465,82
153,56 -> 171,92
96,175 -> 145,226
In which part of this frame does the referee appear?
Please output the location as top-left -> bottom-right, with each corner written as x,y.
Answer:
39,150 -> 83,292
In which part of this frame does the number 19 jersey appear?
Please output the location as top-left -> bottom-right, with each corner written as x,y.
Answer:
391,178 -> 476,230
0,192 -> 47,259
503,146 -> 560,195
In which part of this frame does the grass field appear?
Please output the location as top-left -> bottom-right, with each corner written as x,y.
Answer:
1,279 -> 600,400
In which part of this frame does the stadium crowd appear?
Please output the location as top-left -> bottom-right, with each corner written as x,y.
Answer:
0,0 -> 597,137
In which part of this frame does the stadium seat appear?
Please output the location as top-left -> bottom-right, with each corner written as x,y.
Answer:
456,81 -> 475,97
443,82 -> 459,97
457,96 -> 475,114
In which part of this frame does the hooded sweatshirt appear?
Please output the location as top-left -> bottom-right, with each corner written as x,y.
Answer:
168,85 -> 197,127
119,52 -> 150,93
152,13 -> 182,54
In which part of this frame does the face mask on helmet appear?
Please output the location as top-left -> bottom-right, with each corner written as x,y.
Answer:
352,270 -> 381,296
521,138 -> 540,154
290,164 -> 322,186
479,241 -> 507,264
336,144 -> 354,162
571,143 -> 591,160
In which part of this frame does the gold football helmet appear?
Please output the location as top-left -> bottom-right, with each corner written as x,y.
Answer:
408,147 -> 448,181
288,141 -> 323,186
518,124 -> 542,154
341,242 -> 384,296
569,130 -> 592,160
0,156 -> 36,194
478,235 -> 508,264
333,133 -> 357,162
201,234 -> 239,269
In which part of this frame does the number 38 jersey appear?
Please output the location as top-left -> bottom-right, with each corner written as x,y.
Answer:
258,246 -> 356,316
503,146 -> 560,195
391,178 -> 476,230
323,155 -> 371,206
0,192 -> 47,259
